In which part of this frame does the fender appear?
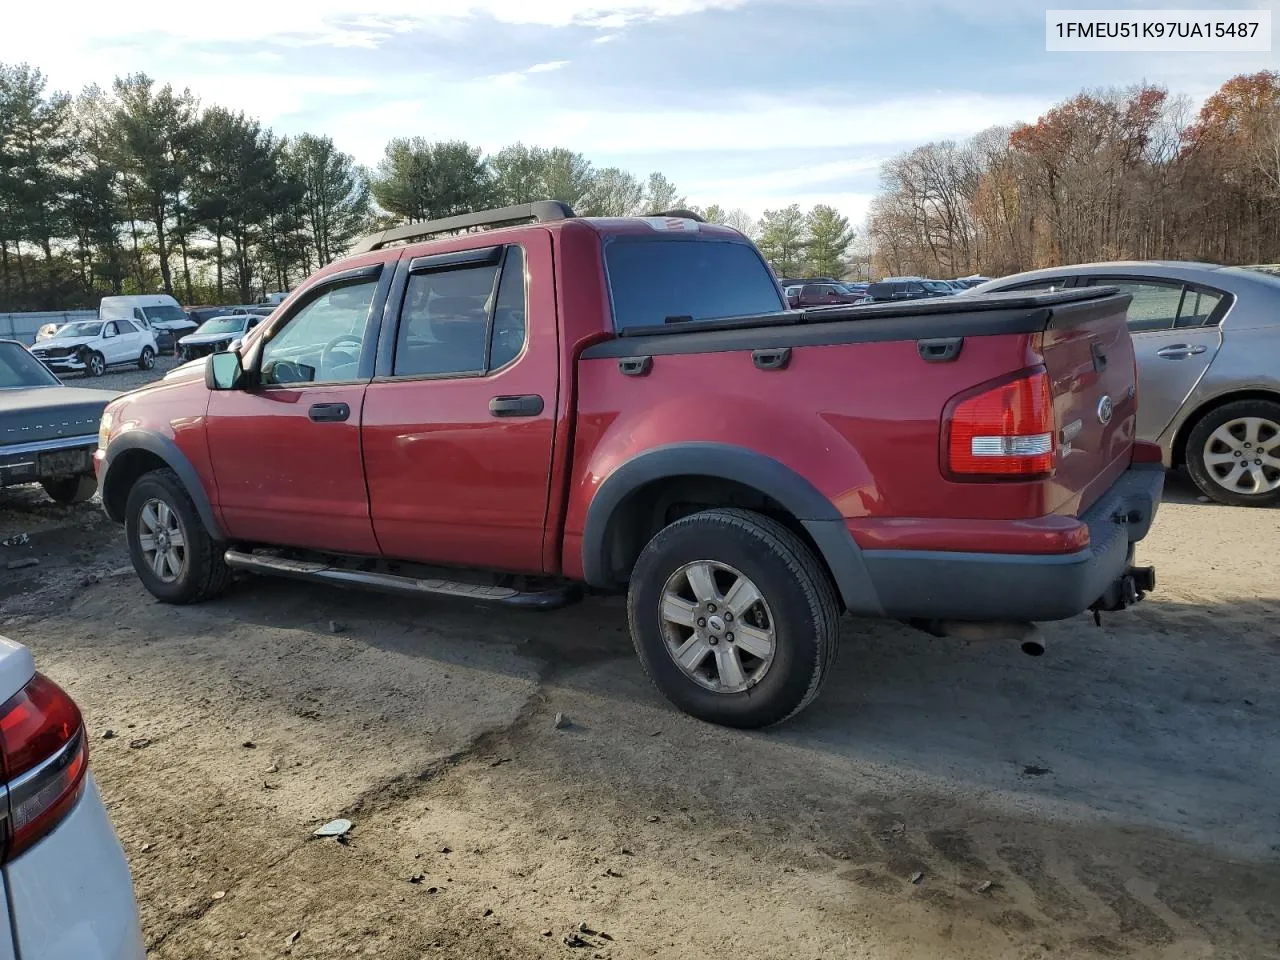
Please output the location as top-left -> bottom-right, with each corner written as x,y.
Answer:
580,442 -> 883,615
101,430 -> 226,541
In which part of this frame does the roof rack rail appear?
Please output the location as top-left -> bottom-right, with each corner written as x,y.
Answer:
650,208 -> 706,223
348,200 -> 576,255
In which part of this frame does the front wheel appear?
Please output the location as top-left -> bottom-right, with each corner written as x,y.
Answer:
41,474 -> 97,505
627,508 -> 840,728
138,346 -> 155,370
1186,399 -> 1280,507
84,351 -> 106,377
124,468 -> 231,604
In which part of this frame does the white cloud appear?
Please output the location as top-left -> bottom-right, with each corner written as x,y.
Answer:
527,60 -> 571,72
1,0 -> 748,62
324,84 -> 1039,223
325,84 -> 1052,163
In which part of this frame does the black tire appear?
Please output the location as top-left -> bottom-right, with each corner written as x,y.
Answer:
627,508 -> 840,729
41,474 -> 97,505
138,346 -> 155,370
124,468 -> 231,604
85,350 -> 106,377
1185,398 -> 1280,507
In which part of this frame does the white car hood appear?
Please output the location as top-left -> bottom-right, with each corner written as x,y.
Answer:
179,330 -> 240,346
35,334 -> 97,349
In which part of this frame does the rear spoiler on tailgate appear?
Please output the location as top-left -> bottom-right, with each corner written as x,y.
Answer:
615,287 -> 1130,338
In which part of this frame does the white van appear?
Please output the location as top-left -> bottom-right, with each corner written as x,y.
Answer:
98,295 -> 197,354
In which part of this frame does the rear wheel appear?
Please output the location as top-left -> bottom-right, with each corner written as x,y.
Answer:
40,474 -> 97,505
138,346 -> 155,370
124,468 -> 231,604
1186,399 -> 1280,507
627,508 -> 840,728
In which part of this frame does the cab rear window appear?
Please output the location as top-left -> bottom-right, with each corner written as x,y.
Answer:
604,238 -> 783,332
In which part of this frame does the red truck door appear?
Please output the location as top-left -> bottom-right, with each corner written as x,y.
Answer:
204,272 -> 385,555
361,235 -> 558,573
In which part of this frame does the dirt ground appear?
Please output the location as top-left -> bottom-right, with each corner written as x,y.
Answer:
1,365 -> 1277,959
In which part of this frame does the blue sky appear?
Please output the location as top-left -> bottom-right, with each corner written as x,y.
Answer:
4,0 -> 1278,226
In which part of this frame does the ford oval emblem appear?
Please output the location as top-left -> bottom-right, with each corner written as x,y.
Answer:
1097,395 -> 1114,425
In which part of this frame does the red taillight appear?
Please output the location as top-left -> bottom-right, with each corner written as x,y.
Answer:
946,368 -> 1056,478
0,673 -> 87,861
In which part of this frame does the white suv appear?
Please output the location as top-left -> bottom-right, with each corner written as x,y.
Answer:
0,635 -> 144,959
29,320 -> 158,378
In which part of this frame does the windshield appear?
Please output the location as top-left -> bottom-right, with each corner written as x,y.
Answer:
56,322 -> 102,338
604,238 -> 784,331
195,317 -> 247,336
143,304 -> 188,323
0,342 -> 60,388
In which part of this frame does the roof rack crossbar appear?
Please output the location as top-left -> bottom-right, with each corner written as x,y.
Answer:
349,200 -> 575,255
650,208 -> 706,223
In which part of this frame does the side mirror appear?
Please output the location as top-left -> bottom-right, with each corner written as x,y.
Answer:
227,338 -> 243,353
207,351 -> 244,391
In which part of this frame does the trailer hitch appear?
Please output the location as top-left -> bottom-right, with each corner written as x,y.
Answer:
1090,565 -> 1156,624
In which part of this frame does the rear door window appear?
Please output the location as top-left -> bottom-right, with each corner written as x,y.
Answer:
1087,278 -> 1183,333
1176,287 -> 1226,327
392,245 -> 527,378
604,238 -> 783,331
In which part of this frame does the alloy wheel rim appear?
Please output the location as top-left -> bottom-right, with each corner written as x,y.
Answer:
1202,416 -> 1280,496
137,498 -> 188,583
658,560 -> 776,694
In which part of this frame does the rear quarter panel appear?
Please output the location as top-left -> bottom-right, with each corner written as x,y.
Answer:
563,330 -> 1070,577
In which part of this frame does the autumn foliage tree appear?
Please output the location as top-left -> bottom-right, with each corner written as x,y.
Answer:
870,73 -> 1280,277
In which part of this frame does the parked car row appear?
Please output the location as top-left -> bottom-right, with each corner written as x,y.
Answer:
31,297 -> 277,372
782,275 -> 991,309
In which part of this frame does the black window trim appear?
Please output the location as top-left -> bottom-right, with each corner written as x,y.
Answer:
244,262 -> 389,390
1082,274 -> 1233,332
373,242 -> 529,384
409,245 -> 503,275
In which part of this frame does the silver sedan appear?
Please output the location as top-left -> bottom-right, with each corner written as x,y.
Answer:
969,262 -> 1280,507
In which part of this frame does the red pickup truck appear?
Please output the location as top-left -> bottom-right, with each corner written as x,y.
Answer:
95,202 -> 1163,728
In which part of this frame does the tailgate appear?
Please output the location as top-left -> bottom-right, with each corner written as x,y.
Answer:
1038,291 -> 1137,515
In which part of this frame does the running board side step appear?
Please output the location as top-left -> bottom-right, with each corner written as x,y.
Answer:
223,549 -> 581,611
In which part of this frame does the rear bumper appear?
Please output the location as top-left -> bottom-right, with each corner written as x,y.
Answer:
0,436 -> 98,488
834,464 -> 1164,622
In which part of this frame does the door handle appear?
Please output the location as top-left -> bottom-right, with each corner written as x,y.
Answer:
1156,344 -> 1207,359
489,394 -> 544,418
308,402 -> 350,422
752,348 -> 792,370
